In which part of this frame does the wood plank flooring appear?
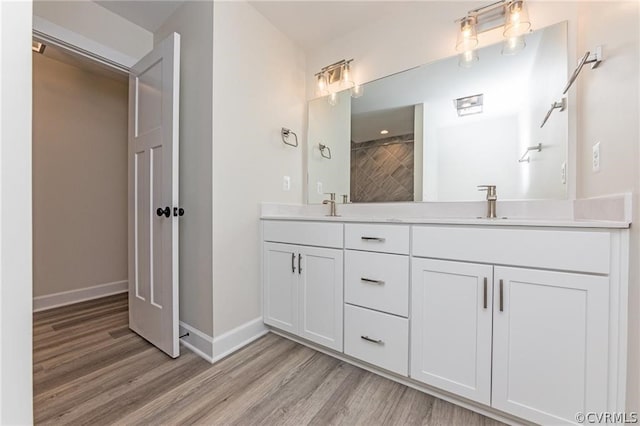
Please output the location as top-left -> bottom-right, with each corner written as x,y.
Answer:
34,294 -> 504,425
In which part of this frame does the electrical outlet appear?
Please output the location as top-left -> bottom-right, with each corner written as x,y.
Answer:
592,142 -> 601,172
282,176 -> 291,191
561,162 -> 567,184
317,182 -> 323,194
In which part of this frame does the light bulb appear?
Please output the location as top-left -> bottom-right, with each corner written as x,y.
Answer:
316,73 -> 328,96
341,63 -> 354,89
458,50 -> 478,68
456,16 -> 478,52
504,0 -> 531,37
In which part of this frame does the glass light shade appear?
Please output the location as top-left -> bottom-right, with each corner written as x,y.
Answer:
341,63 -> 355,89
316,73 -> 328,96
502,35 -> 526,55
328,91 -> 339,106
351,84 -> 363,98
458,49 -> 479,68
456,16 -> 478,52
504,0 -> 531,38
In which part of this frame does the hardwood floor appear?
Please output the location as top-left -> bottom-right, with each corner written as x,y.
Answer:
34,294 -> 504,425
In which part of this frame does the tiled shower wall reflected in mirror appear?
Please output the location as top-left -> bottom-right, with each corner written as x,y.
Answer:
350,134 -> 414,203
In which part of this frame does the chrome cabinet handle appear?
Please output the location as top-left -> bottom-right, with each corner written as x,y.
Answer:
291,253 -> 296,273
483,277 -> 488,309
298,253 -> 302,275
361,236 -> 386,242
361,335 -> 383,344
499,279 -> 504,312
361,277 -> 385,285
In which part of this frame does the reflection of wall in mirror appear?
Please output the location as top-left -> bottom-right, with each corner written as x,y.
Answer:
521,22 -> 568,199
307,90 -> 351,203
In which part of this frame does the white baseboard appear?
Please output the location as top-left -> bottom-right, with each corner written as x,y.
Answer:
212,317 -> 268,363
179,317 -> 268,364
179,321 -> 214,363
33,280 -> 128,312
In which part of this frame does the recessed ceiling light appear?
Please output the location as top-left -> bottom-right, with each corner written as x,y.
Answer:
32,41 -> 46,54
380,130 -> 389,135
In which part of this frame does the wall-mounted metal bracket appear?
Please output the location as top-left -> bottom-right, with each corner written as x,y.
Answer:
562,46 -> 603,94
540,97 -> 567,128
518,143 -> 542,163
281,128 -> 298,147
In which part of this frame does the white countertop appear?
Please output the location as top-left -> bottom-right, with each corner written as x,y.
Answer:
260,215 -> 631,229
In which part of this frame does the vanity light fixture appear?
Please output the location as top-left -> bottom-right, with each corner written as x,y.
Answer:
315,59 -> 362,104
454,0 -> 532,67
32,40 -> 46,54
454,94 -> 484,116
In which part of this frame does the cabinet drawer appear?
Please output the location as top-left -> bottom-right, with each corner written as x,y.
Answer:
345,224 -> 409,254
345,250 -> 409,317
344,304 -> 408,376
412,226 -> 611,274
263,220 -> 343,248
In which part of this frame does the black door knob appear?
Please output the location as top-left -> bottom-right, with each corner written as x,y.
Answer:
173,207 -> 185,217
156,207 -> 170,218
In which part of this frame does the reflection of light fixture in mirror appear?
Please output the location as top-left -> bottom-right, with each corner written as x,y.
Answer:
458,49 -> 479,68
351,84 -> 363,98
454,94 -> 484,116
32,40 -> 46,54
502,35 -> 526,55
315,59 -> 360,104
380,129 -> 389,135
328,92 -> 338,106
504,0 -> 531,38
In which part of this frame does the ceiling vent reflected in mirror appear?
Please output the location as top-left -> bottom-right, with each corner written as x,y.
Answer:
454,94 -> 484,116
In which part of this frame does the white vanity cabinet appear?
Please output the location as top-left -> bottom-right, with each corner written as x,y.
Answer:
343,223 -> 410,376
411,225 -> 624,425
411,258 -> 494,405
262,221 -> 344,352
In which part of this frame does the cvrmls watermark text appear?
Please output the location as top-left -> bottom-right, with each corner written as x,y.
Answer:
575,412 -> 638,424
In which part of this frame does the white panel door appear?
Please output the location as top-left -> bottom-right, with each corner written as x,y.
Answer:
492,266 -> 609,425
411,258 -> 493,405
299,246 -> 344,351
263,242 -> 299,335
128,33 -> 180,358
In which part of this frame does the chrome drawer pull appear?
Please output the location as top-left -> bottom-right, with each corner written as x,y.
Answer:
361,277 -> 385,285
361,236 -> 386,242
361,335 -> 384,344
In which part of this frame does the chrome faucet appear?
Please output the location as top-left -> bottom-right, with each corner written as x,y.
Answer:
478,185 -> 497,219
322,192 -> 338,217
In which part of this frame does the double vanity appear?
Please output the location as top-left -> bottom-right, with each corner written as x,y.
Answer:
261,209 -> 629,425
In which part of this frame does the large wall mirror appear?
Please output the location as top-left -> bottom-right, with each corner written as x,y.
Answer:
307,21 -> 568,204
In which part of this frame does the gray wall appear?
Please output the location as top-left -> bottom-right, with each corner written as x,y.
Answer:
154,1 -> 215,336
32,53 -> 128,297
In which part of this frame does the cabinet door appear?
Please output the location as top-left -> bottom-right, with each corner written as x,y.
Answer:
263,242 -> 299,334
299,246 -> 344,351
411,258 -> 493,405
492,266 -> 609,425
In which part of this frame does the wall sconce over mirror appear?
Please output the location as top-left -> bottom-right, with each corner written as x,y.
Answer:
455,0 -> 532,67
315,59 -> 362,104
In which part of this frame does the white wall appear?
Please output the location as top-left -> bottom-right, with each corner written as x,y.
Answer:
213,1 -> 305,336
0,1 -> 33,423
307,90 -> 351,204
574,2 -> 640,412
154,1 -> 215,338
33,0 -> 152,63
305,0 -> 639,412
